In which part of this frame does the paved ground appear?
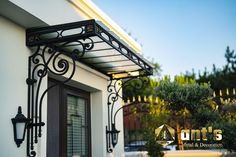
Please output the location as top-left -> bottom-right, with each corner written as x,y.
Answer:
125,150 -> 236,157
164,150 -> 222,157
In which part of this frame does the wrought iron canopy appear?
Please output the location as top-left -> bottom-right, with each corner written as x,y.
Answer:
26,19 -> 153,79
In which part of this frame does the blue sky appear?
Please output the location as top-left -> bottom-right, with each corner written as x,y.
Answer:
92,0 -> 236,77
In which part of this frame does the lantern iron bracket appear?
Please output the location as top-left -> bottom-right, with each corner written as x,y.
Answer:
106,77 -> 150,153
25,20 -> 153,156
25,42 -> 91,156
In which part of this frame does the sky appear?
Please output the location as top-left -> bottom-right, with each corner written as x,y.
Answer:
92,0 -> 236,77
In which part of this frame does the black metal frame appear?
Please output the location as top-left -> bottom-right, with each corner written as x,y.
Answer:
106,77 -> 150,152
25,19 -> 153,156
11,106 -> 31,148
26,42 -> 89,156
26,19 -> 153,79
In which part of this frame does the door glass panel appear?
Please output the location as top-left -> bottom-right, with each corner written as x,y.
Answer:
67,95 -> 88,157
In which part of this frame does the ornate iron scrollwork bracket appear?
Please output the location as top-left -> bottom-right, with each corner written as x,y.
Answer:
25,19 -> 153,156
106,77 -> 150,153
26,39 -> 93,156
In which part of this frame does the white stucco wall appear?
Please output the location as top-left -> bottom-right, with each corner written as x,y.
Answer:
0,14 -> 125,157
0,16 -> 30,157
114,99 -> 125,157
0,0 -> 129,156
9,0 -> 85,25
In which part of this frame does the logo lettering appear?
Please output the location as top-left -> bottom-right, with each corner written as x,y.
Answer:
180,126 -> 222,141
155,124 -> 223,149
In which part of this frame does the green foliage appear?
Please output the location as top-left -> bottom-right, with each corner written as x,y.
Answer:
183,47 -> 236,96
152,61 -> 162,77
144,128 -> 164,157
225,46 -> 236,73
142,108 -> 170,131
122,59 -> 161,99
153,77 -> 216,150
139,103 -> 168,156
155,78 -> 213,114
212,99 -> 236,151
145,139 -> 164,157
212,121 -> 236,152
221,99 -> 236,122
183,46 -> 236,151
122,46 -> 236,152
122,77 -> 159,100
221,122 -> 236,152
188,46 -> 236,92
174,75 -> 196,85
191,107 -> 222,128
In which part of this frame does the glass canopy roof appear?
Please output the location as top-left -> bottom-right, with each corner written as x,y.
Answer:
26,20 -> 153,79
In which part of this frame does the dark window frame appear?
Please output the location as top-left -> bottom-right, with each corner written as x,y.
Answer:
47,78 -> 91,157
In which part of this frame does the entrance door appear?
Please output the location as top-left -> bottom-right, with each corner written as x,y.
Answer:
47,79 -> 91,157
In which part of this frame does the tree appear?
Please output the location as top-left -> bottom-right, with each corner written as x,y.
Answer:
141,100 -> 167,157
122,77 -> 159,100
216,99 -> 236,152
195,46 -> 236,95
145,130 -> 164,157
183,46 -> 236,152
155,76 -> 213,150
122,59 -> 161,100
225,46 -> 236,73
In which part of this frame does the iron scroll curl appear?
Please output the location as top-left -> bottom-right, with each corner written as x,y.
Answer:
26,39 -> 93,157
106,76 -> 150,153
25,20 -> 154,156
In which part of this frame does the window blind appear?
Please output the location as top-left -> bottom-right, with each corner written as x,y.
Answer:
67,95 -> 89,157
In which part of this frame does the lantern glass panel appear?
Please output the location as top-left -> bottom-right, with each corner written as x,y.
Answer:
16,122 -> 26,139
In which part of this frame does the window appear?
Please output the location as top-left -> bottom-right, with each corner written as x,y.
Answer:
47,79 -> 91,157
67,95 -> 90,157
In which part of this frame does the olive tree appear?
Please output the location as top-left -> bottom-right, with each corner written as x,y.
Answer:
155,76 -> 213,150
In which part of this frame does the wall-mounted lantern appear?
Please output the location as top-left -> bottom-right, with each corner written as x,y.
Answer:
110,123 -> 120,147
11,106 -> 30,147
106,77 -> 150,152
106,123 -> 120,150
25,20 -> 153,155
